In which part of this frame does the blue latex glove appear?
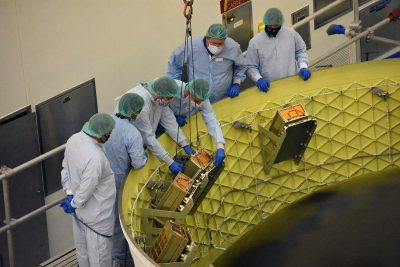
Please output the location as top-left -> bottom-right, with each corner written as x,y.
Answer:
226,83 -> 240,98
175,114 -> 187,127
169,161 -> 184,175
298,68 -> 311,81
59,195 -> 75,214
326,24 -> 346,35
183,145 -> 196,155
256,77 -> 270,92
65,194 -> 73,203
59,195 -> 73,209
214,148 -> 226,167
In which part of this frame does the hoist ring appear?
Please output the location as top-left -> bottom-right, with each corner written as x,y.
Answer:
183,0 -> 194,20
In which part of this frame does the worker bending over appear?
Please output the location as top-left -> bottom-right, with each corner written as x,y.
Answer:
104,93 -> 148,267
170,78 -> 226,167
119,76 -> 195,175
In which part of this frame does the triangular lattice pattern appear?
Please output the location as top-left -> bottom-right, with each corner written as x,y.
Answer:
126,77 -> 400,260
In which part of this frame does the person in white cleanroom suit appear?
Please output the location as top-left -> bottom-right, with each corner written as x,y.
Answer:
60,113 -> 116,267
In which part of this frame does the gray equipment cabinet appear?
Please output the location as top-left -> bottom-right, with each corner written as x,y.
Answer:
222,0 -> 254,51
36,79 -> 98,195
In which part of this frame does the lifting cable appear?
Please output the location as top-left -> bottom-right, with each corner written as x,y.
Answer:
175,0 -> 201,156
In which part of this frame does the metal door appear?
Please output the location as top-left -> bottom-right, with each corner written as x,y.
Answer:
36,79 -> 98,195
0,108 -> 49,267
222,0 -> 253,51
292,6 -> 311,50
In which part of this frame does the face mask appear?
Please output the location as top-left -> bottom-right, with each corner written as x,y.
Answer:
157,98 -> 172,107
265,26 -> 281,37
207,44 -> 223,55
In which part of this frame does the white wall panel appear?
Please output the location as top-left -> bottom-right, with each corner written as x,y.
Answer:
1,0 -> 372,117
0,0 -> 28,116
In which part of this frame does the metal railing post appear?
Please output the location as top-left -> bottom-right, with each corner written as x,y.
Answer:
0,144 -> 66,266
353,0 -> 361,62
0,197 -> 64,235
1,166 -> 15,267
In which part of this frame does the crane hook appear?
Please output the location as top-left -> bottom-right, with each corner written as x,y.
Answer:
183,0 -> 194,20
